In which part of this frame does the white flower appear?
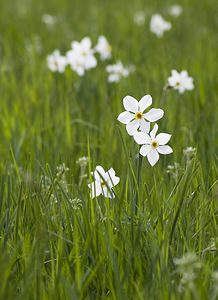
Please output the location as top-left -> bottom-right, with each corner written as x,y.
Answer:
168,5 -> 183,17
47,50 -> 67,73
95,36 -> 112,60
106,61 -> 130,82
150,14 -> 172,37
134,124 -> 173,166
66,37 -> 97,76
168,69 -> 194,93
117,95 -> 164,136
88,166 -> 120,199
133,11 -> 146,26
42,14 -> 57,26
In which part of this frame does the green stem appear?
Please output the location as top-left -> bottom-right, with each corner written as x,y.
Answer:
134,151 -> 143,215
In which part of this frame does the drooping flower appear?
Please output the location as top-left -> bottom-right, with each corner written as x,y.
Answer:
88,166 -> 120,199
168,69 -> 194,93
47,50 -> 67,73
168,5 -> 183,17
106,61 -> 131,82
150,14 -> 172,37
66,37 -> 97,76
134,123 -> 173,166
117,95 -> 164,135
95,36 -> 112,60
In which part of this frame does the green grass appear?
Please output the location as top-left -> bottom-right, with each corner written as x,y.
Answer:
0,0 -> 218,299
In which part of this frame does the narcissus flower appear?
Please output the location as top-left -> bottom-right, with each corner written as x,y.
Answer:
168,69 -> 194,94
134,123 -> 173,166
66,37 -> 97,76
47,50 -> 67,73
150,14 -> 171,37
95,36 -> 112,60
117,95 -> 164,135
88,166 -> 120,199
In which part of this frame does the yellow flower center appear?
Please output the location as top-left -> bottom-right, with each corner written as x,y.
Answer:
151,140 -> 159,149
135,112 -> 143,120
101,181 -> 106,187
176,81 -> 180,86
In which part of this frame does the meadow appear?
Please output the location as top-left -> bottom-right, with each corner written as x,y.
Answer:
0,0 -> 218,299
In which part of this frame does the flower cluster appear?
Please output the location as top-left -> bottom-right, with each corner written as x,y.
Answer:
47,36 -> 132,82
47,36 -> 111,75
118,95 -> 173,166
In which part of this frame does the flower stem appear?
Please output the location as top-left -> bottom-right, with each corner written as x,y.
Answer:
134,151 -> 143,215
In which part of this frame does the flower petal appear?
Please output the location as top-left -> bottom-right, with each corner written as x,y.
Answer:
144,108 -> 164,122
150,124 -> 159,139
107,168 -> 120,186
157,145 -> 173,154
147,149 -> 159,166
156,133 -> 172,145
88,181 -> 102,198
102,186 -> 115,199
139,118 -> 150,133
123,96 -> 138,113
126,119 -> 140,135
139,95 -> 152,112
140,145 -> 152,156
93,165 -> 106,180
117,111 -> 134,124
134,132 -> 151,145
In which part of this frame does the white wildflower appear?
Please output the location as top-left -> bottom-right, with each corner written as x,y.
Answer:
168,69 -> 194,93
117,95 -> 164,136
150,14 -> 171,37
134,123 -> 173,166
88,165 -> 120,199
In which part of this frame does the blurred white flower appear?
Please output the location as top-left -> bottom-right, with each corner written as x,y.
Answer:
88,165 -> 120,199
133,11 -> 146,26
168,69 -> 194,93
117,95 -> 164,136
47,50 -> 67,73
106,61 -> 131,82
42,14 -> 57,26
168,5 -> 183,17
66,37 -> 97,76
134,123 -> 173,166
150,14 -> 171,37
95,36 -> 112,60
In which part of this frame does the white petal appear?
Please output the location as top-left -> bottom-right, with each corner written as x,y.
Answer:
93,165 -> 106,180
126,119 -> 140,135
102,186 -> 115,199
134,132 -> 151,145
107,169 -> 120,186
144,108 -> 164,122
157,145 -> 173,154
147,149 -> 159,166
89,181 -> 102,198
156,133 -> 172,145
117,111 -> 134,124
123,96 -> 138,113
150,124 -> 159,139
140,145 -> 152,156
139,118 -> 150,133
139,95 -> 152,112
